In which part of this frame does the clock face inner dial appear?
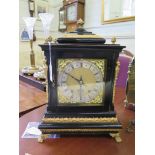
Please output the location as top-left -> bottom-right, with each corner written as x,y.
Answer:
67,4 -> 77,21
57,59 -> 106,106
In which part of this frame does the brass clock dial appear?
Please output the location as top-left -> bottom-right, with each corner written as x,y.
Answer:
57,59 -> 106,106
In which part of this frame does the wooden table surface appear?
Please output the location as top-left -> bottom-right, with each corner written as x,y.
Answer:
19,81 -> 47,115
19,88 -> 135,155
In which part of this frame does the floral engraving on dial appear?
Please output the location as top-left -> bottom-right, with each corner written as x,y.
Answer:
57,59 -> 105,105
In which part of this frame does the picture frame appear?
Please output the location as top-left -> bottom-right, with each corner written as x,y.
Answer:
101,0 -> 135,24
35,0 -> 49,19
20,28 -> 30,41
20,28 -> 36,42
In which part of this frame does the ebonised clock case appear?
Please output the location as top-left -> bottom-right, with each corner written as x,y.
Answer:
39,43 -> 125,115
38,41 -> 126,142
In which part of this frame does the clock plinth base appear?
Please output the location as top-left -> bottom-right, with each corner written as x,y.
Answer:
38,132 -> 122,143
38,112 -> 122,143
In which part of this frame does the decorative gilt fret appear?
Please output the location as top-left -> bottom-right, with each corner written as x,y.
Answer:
112,61 -> 120,104
40,128 -> 120,133
42,117 -> 118,123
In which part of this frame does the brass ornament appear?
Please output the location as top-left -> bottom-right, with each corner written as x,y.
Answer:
57,93 -> 70,103
57,59 -> 73,72
111,37 -> 116,44
109,133 -> 122,143
89,92 -> 102,104
63,34 -> 103,39
45,36 -> 53,43
38,131 -> 122,143
21,39 -> 39,75
89,59 -> 105,76
112,61 -> 120,104
38,134 -> 50,143
43,57 -> 48,100
57,59 -> 105,76
77,18 -> 84,28
44,36 -> 57,44
40,128 -> 120,133
57,90 -> 104,105
42,117 -> 118,123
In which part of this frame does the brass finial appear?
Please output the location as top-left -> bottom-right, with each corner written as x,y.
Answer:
77,18 -> 84,28
44,36 -> 57,44
111,36 -> 116,44
45,36 -> 53,43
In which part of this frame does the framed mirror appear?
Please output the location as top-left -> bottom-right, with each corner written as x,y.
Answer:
101,0 -> 135,24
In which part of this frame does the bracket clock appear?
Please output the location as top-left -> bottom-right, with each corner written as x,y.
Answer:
63,0 -> 85,32
38,27 -> 125,143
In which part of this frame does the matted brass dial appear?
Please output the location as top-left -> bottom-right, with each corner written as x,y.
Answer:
57,59 -> 106,106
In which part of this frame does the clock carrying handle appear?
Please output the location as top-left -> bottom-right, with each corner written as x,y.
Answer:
48,42 -> 55,87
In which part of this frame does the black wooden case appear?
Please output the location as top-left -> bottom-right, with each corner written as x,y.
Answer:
38,42 -> 125,143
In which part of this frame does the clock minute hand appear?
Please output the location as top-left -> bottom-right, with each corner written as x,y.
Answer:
65,72 -> 80,83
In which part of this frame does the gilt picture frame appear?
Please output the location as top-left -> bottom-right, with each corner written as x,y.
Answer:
101,0 -> 135,24
35,0 -> 49,19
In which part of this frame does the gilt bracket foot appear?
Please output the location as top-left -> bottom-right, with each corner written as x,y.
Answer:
38,134 -> 50,143
109,133 -> 122,143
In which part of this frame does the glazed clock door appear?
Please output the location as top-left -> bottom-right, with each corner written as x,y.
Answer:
66,3 -> 77,22
57,59 -> 106,106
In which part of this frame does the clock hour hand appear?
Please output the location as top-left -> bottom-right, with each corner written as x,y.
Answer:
65,72 -> 80,83
79,76 -> 82,101
79,76 -> 84,85
80,83 -> 82,101
79,76 -> 84,101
